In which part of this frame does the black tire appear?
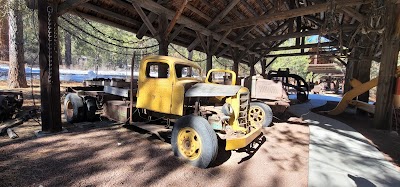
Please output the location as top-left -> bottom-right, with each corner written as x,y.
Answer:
84,96 -> 97,122
249,102 -> 273,127
64,93 -> 85,123
171,115 -> 218,168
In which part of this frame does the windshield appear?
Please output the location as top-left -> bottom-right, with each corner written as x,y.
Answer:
175,63 -> 202,80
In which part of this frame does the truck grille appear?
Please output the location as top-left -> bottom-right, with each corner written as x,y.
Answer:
238,92 -> 249,128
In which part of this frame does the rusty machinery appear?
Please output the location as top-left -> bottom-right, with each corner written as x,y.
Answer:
0,91 -> 23,121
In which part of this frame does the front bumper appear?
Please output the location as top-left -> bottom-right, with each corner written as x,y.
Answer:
225,126 -> 262,150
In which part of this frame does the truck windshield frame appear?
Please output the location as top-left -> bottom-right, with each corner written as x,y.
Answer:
175,63 -> 202,81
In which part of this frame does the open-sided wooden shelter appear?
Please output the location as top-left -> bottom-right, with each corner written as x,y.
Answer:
26,0 -> 400,132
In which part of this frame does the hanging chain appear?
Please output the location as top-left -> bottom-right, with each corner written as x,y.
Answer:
47,6 -> 53,83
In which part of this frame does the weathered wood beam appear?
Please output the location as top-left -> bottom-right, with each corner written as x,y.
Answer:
71,11 -> 138,33
165,0 -> 188,37
168,24 -> 185,43
135,0 -> 162,39
264,50 -> 340,58
79,4 -> 142,29
196,31 -> 207,52
374,2 -> 400,130
38,0 -> 62,132
244,25 -> 356,44
211,29 -> 231,55
216,26 -> 257,57
136,13 -> 158,39
265,56 -> 278,68
128,0 -> 259,57
341,7 -> 364,22
132,1 -> 158,37
57,0 -> 89,16
187,0 -> 241,51
255,42 -> 338,51
216,0 -> 372,31
186,4 -> 212,22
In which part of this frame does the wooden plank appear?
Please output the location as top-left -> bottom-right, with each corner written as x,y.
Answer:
186,4 -> 212,22
165,0 -> 188,37
57,0 -> 89,16
264,50 -> 339,58
132,1 -> 158,37
186,0 -> 241,51
216,0 -> 372,31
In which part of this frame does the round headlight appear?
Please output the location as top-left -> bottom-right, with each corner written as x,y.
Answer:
222,103 -> 233,116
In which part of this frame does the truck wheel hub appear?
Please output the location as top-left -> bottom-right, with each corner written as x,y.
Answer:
177,127 -> 201,160
249,106 -> 265,122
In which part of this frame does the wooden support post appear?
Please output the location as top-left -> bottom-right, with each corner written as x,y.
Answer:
261,58 -> 266,78
206,35 -> 213,72
158,13 -> 169,56
249,54 -> 256,76
374,3 -> 400,130
38,0 -> 62,132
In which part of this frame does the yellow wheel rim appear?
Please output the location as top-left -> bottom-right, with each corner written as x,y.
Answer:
249,106 -> 265,124
177,127 -> 202,160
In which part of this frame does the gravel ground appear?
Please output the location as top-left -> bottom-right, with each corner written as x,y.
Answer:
0,118 -> 309,187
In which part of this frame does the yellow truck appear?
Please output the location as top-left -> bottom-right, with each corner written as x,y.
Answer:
64,55 -> 262,168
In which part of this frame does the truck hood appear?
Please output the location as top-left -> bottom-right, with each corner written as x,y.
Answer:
185,83 -> 242,97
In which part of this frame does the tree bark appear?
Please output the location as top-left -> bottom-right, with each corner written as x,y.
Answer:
64,32 -> 72,68
0,12 -> 9,61
8,0 -> 27,88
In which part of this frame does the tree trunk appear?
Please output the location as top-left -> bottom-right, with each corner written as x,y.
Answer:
8,0 -> 27,88
64,32 -> 72,68
0,12 -> 9,61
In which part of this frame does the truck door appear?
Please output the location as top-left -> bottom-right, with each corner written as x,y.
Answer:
137,61 -> 173,114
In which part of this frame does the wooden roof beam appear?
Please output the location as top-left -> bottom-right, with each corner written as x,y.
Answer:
132,2 -> 158,37
136,0 -> 162,39
265,50 -> 341,58
168,24 -> 185,43
341,7 -> 364,22
187,0 -> 241,51
127,0 -> 259,57
58,0 -> 89,16
80,3 -> 142,27
255,41 -> 338,51
216,0 -> 372,31
165,0 -> 188,37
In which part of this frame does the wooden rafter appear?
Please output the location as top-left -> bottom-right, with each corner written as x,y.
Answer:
165,0 -> 188,37
341,7 -> 364,22
136,0 -> 162,39
168,24 -> 185,42
216,0 -> 372,31
132,1 -> 158,37
58,0 -> 89,16
127,0 -> 259,57
211,29 -> 231,55
255,41 -> 338,52
187,0 -> 241,51
79,4 -> 142,27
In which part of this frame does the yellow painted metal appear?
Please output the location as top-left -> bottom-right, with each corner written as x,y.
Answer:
326,77 -> 378,115
225,87 -> 249,133
349,79 -> 362,88
327,67 -> 400,115
205,69 -> 237,85
137,55 -> 202,115
177,127 -> 202,160
348,100 -> 375,114
225,126 -> 262,150
249,105 -> 265,125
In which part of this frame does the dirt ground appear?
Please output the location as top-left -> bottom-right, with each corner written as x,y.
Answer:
0,81 -> 309,187
312,101 -> 400,169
